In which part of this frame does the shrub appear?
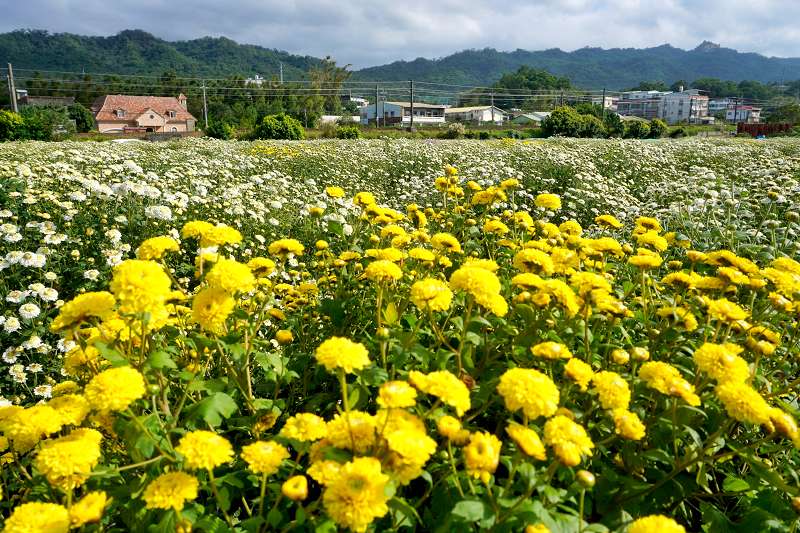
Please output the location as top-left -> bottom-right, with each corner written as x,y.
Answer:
579,114 -> 607,138
252,113 -> 305,140
669,127 -> 687,138
335,125 -> 361,139
0,110 -> 24,141
206,121 -> 235,140
67,103 -> 95,133
542,106 -> 583,137
603,113 -> 625,138
19,106 -> 75,141
624,120 -> 651,139
649,119 -> 668,138
442,122 -> 466,139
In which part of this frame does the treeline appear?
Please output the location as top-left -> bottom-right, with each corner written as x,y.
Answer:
457,66 -> 574,109
0,58 -> 354,131
627,77 -> 800,102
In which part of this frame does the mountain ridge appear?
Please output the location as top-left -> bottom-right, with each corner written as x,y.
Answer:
2,29 -> 800,90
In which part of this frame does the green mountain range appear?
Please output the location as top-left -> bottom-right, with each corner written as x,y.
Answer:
2,30 -> 800,89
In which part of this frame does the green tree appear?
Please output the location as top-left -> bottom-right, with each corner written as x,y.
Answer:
766,103 -> 800,124
604,113 -> 625,138
624,120 -> 651,139
541,106 -> 583,137
648,119 -> 667,138
627,81 -> 669,92
20,106 -> 75,140
67,103 -> 95,133
205,120 -> 235,139
579,114 -> 606,138
0,110 -> 24,141
252,113 -> 305,140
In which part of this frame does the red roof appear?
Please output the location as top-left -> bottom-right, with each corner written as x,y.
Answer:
92,95 -> 196,123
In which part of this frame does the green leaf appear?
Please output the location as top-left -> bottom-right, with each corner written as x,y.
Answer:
147,350 -> 177,369
388,497 -> 420,528
187,392 -> 238,428
722,476 -> 750,492
314,519 -> 338,533
451,499 -> 489,523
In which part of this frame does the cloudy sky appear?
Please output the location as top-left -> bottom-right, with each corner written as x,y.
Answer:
3,0 -> 800,67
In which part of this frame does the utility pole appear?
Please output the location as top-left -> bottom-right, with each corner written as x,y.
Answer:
688,95 -> 694,125
375,83 -> 379,128
201,80 -> 208,129
409,80 -> 414,130
7,63 -> 18,113
732,96 -> 739,127
491,92 -> 495,124
279,62 -> 284,84
601,88 -> 606,121
560,90 -> 564,107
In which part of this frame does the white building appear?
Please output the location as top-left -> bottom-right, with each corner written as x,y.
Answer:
658,90 -> 709,124
708,98 -> 735,114
511,112 -> 551,126
726,106 -> 761,123
360,101 -> 446,126
445,106 -> 506,125
591,95 -> 618,111
616,91 -> 671,120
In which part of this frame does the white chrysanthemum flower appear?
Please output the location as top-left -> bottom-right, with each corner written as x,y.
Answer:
33,385 -> 52,399
145,205 -> 173,221
18,303 -> 40,320
84,269 -> 100,281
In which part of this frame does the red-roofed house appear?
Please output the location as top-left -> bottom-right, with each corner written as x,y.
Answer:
91,94 -> 197,133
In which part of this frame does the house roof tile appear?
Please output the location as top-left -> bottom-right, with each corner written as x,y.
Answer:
92,95 -> 196,123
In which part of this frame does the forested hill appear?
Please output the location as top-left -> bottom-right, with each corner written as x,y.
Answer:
3,30 -> 800,90
0,29 -> 320,79
352,42 -> 800,89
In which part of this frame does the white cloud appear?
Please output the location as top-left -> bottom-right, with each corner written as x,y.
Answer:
2,0 -> 799,67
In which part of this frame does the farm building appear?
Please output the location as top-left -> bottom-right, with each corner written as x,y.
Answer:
445,106 -> 506,125
360,101 -> 446,126
91,94 -> 197,133
726,106 -> 761,123
511,112 -> 551,126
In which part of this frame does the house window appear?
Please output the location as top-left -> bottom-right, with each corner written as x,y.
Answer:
150,114 -> 155,119
171,127 -> 178,132
116,109 -> 125,118
168,111 -> 176,118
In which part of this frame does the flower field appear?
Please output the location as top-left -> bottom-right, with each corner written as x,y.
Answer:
1,137 -> 800,532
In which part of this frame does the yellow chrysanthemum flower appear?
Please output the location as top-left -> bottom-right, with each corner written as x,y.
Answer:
464,431 -> 502,482
142,472 -> 199,511
282,475 -> 309,501
543,415 -> 594,467
531,341 -> 572,360
506,423 -> 546,460
70,491 -> 107,527
137,235 -> 180,260
191,287 -> 235,334
241,440 -> 289,475
377,381 -> 418,408
205,258 -> 256,294
315,337 -> 371,374
628,515 -> 686,533
84,366 -> 146,413
3,502 -> 70,533
322,457 -> 390,533
34,428 -> 102,490
176,430 -> 234,470
410,278 -> 453,312
409,370 -> 471,416
497,368 -> 559,420
280,413 -> 328,442
716,381 -> 772,425
592,371 -> 631,410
